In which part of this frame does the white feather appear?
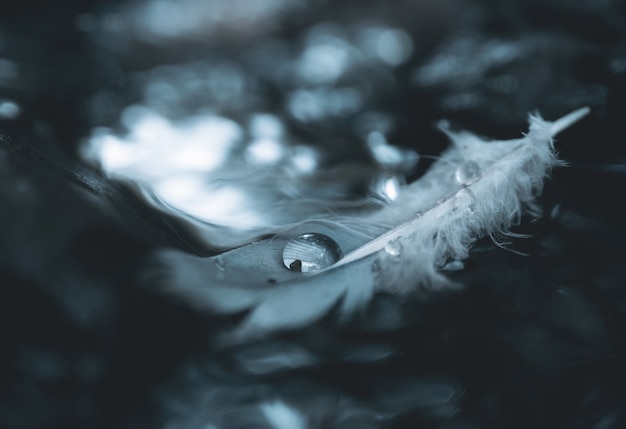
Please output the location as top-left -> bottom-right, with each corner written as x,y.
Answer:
313,108 -> 590,291
147,108 -> 589,341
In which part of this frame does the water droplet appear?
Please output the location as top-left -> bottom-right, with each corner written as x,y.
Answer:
283,233 -> 342,273
455,161 -> 480,184
371,259 -> 382,273
414,210 -> 423,219
454,188 -> 477,213
384,237 -> 403,257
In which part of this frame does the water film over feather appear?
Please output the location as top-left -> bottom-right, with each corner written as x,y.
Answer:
147,108 -> 589,342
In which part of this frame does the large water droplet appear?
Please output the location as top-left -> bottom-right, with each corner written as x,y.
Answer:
455,161 -> 480,184
283,233 -> 342,273
384,237 -> 403,257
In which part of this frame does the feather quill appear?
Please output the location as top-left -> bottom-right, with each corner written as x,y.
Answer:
148,107 -> 589,342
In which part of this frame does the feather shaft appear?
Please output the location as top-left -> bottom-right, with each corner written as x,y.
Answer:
322,107 -> 589,274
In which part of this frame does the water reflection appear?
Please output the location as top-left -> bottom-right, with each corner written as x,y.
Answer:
371,175 -> 402,202
246,114 -> 285,165
81,6 -> 420,247
128,0 -> 305,43
413,37 -> 525,88
136,61 -> 251,116
89,107 -> 241,176
298,28 -> 351,84
288,87 -> 363,121
84,94 -> 417,245
0,99 -> 20,120
260,401 -> 306,429
358,26 -> 413,66
247,114 -> 285,166
288,145 -> 318,174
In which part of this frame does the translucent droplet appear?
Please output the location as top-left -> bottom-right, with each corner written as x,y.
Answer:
414,210 -> 423,219
384,237 -> 403,257
455,161 -> 480,184
283,233 -> 342,273
371,259 -> 382,273
454,188 -> 477,213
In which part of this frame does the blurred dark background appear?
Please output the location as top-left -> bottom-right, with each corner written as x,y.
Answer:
1,1 -> 626,428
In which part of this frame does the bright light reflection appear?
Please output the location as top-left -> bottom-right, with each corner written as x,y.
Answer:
83,107 -> 325,233
250,114 -> 284,139
0,100 -> 20,119
359,26 -> 413,66
289,146 -> 318,174
131,0 -> 304,43
247,138 -> 284,165
288,87 -> 363,122
385,178 -> 400,201
154,177 -> 262,228
84,107 -> 249,228
413,37 -> 524,87
260,401 -> 306,429
78,14 -> 424,244
367,132 -> 403,165
298,38 -> 351,84
366,131 -> 419,171
89,108 -> 241,181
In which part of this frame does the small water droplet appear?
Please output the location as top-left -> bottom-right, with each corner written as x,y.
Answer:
384,237 -> 403,257
455,161 -> 480,184
371,259 -> 382,273
283,233 -> 342,273
414,210 -> 423,219
454,188 -> 477,213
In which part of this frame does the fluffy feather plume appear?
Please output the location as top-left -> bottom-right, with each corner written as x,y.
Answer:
147,107 -> 589,342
